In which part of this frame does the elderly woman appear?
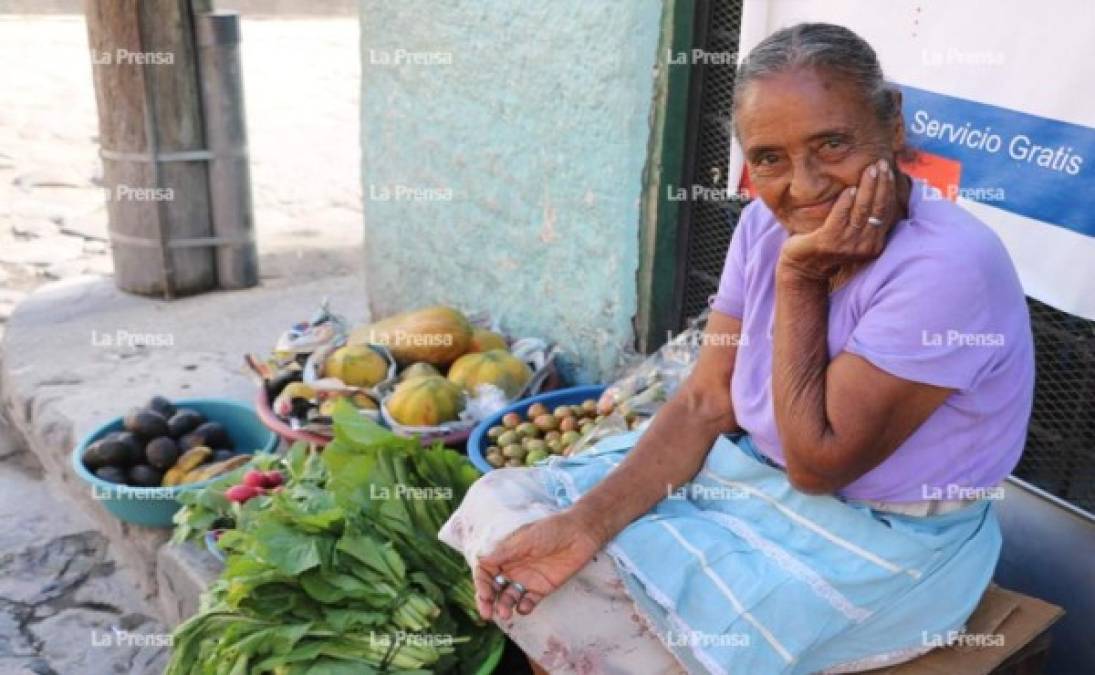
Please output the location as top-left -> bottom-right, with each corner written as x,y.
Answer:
441,23 -> 1034,675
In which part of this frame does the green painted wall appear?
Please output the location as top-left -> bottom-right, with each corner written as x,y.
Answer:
359,0 -> 665,383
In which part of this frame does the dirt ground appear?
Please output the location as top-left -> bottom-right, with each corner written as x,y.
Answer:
0,14 -> 363,337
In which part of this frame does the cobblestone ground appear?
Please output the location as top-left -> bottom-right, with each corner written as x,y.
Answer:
0,13 -> 363,673
0,417 -> 170,675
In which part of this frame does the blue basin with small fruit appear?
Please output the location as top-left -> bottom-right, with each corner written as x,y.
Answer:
467,385 -> 606,473
71,398 -> 279,528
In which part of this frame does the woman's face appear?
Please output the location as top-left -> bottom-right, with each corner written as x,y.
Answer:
735,66 -> 903,234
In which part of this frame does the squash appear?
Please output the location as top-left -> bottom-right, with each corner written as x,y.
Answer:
447,349 -> 532,399
324,344 -> 389,387
399,362 -> 442,382
467,328 -> 507,353
386,375 -> 466,426
349,305 -> 472,367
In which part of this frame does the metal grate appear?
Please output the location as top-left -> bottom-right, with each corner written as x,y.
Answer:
674,1 -> 1094,514
676,0 -> 747,325
1016,298 -> 1095,512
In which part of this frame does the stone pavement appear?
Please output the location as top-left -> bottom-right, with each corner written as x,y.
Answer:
0,269 -> 367,672
0,413 -> 169,675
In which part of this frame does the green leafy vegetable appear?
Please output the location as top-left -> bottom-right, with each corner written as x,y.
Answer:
166,399 -> 501,674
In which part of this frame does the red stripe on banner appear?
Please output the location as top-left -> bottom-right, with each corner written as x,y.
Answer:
899,151 -> 962,202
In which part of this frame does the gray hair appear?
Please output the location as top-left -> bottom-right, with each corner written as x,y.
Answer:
733,23 -> 901,128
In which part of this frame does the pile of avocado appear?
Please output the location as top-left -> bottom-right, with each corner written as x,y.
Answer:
83,396 -> 237,488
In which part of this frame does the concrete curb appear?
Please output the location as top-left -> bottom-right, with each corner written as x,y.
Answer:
0,271 -> 367,623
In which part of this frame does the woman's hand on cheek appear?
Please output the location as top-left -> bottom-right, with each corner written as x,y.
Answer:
779,158 -> 896,281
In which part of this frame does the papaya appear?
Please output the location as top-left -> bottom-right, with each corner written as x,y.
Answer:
399,362 -> 441,382
386,375 -> 466,427
467,328 -> 507,353
324,344 -> 389,388
446,349 -> 532,399
349,305 -> 472,367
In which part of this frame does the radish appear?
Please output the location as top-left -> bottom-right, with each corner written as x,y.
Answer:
261,470 -> 284,488
225,484 -> 261,503
241,470 -> 267,489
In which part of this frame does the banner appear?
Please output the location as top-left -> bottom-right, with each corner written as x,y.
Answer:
731,0 -> 1095,320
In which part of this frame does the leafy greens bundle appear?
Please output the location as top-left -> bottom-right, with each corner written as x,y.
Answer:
166,400 -> 500,675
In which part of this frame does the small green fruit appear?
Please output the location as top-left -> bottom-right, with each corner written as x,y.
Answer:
516,422 -> 540,439
525,449 -> 549,465
502,444 -> 527,459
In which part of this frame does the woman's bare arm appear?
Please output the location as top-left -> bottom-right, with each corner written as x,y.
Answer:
774,162 -> 952,494
569,311 -> 742,545
773,268 -> 951,493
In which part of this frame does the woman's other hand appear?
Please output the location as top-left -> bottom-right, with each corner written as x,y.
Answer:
474,509 -> 603,621
779,158 -> 897,281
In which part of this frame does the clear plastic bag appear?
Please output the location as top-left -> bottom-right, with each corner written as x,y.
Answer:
568,311 -> 710,455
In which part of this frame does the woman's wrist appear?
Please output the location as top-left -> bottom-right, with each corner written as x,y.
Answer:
565,498 -> 615,549
777,253 -> 833,286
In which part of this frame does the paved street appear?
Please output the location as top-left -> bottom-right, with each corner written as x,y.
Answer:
0,415 -> 169,675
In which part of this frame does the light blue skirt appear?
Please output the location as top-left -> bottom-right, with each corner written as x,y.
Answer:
538,430 -> 1001,675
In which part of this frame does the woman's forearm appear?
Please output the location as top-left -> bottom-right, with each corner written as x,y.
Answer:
772,264 -> 837,491
567,385 -> 736,546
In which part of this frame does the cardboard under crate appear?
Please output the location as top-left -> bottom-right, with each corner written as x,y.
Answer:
864,584 -> 1064,674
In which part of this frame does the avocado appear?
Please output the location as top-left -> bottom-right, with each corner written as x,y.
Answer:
88,435 -> 133,468
145,436 -> 179,470
147,395 -> 176,419
124,408 -> 169,441
128,464 -> 163,487
193,421 -> 231,449
212,449 -> 236,462
113,431 -> 145,465
167,409 -> 204,439
95,466 -> 127,484
82,439 -> 112,470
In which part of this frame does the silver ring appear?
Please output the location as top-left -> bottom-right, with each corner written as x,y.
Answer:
493,574 -> 509,587
867,216 -> 884,227
510,581 -> 527,596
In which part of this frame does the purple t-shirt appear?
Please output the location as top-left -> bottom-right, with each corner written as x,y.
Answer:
710,180 -> 1034,502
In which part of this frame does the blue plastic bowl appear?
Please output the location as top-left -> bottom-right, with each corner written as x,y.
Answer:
467,385 -> 606,473
71,398 -> 279,528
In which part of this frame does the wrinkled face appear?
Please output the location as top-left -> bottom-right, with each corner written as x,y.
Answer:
735,66 -> 903,234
